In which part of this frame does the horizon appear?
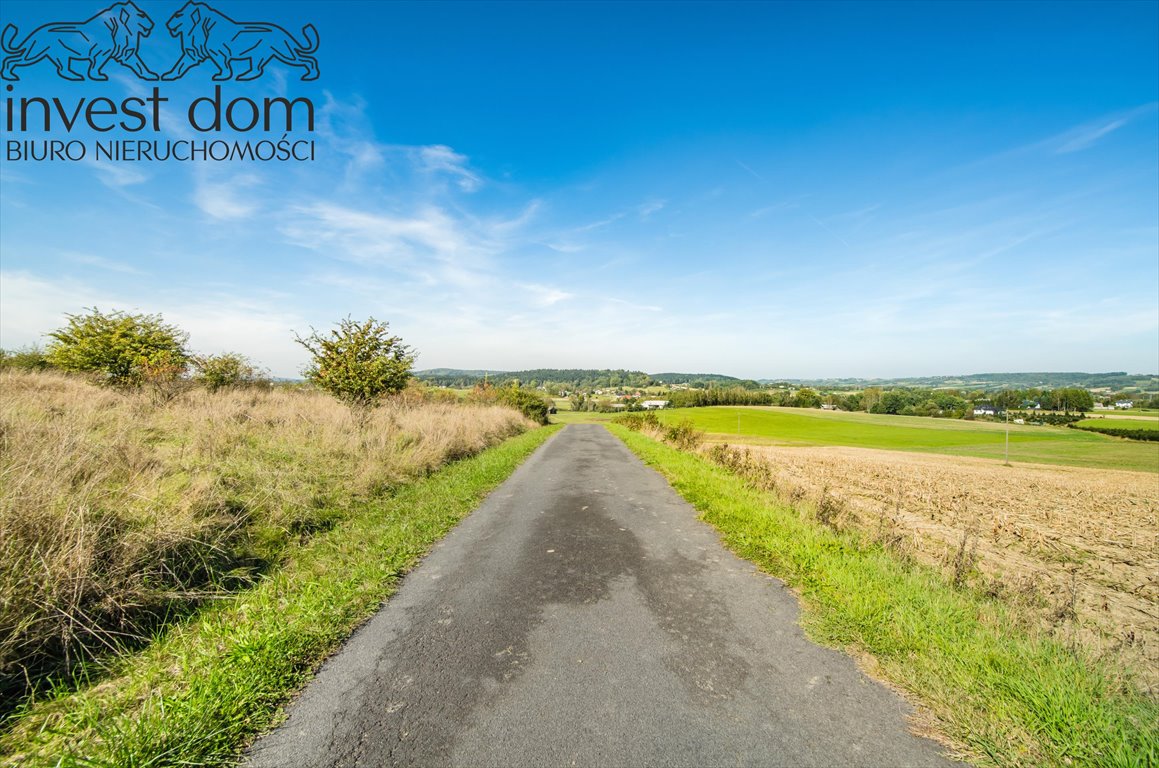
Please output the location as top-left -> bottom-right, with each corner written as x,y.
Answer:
410,366 -> 1158,383
2,1 -> 1157,380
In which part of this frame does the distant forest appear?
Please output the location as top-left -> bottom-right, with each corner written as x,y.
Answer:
766,372 -> 1159,392
414,368 -> 761,390
414,368 -> 1157,393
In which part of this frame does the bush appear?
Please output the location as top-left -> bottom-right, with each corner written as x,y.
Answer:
45,308 -> 190,388
0,346 -> 50,371
1011,411 -> 1083,426
613,411 -> 662,431
193,352 -> 269,392
295,317 -> 414,412
663,419 -> 704,450
494,387 -> 550,425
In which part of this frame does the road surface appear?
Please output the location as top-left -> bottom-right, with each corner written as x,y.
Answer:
247,424 -> 955,767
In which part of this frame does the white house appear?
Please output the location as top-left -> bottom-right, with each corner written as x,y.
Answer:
641,400 -> 671,410
1115,400 -> 1134,409
973,404 -> 1001,416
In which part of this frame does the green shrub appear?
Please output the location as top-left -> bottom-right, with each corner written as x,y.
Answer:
664,418 -> 704,450
613,411 -> 661,431
0,346 -> 50,371
294,317 -> 414,412
193,352 -> 269,392
45,308 -> 190,387
495,387 -> 550,425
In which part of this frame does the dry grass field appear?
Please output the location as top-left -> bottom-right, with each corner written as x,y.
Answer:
0,369 -> 532,702
730,443 -> 1159,688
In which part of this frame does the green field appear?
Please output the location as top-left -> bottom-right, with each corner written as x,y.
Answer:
642,406 -> 1158,472
1077,416 -> 1159,432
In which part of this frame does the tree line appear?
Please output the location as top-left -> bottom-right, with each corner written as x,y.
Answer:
0,308 -> 557,425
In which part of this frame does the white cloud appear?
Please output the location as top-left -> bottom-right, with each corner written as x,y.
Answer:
193,172 -> 263,220
1056,118 -> 1129,154
64,252 -> 144,274
84,158 -> 150,189
519,283 -> 573,306
285,202 -> 478,264
419,145 -> 482,192
0,271 -> 313,377
166,298 -> 311,378
0,272 -> 117,349
637,199 -> 666,218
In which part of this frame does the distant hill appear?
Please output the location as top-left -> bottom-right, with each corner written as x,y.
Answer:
415,368 -> 1157,393
415,368 -> 653,389
759,372 -> 1159,392
415,368 -> 504,378
650,372 -> 740,384
413,368 -> 763,390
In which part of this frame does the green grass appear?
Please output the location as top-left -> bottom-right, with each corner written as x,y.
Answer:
609,424 -> 1158,767
1077,417 -> 1159,432
551,409 -> 618,424
651,406 -> 1158,472
1,425 -> 561,768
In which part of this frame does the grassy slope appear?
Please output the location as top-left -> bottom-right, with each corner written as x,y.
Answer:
609,424 -> 1157,767
652,406 -> 1159,472
1,426 -> 561,767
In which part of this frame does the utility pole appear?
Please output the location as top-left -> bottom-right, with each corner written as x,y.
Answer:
1004,408 -> 1010,466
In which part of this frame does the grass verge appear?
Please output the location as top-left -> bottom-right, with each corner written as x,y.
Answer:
608,424 -> 1158,767
1,425 -> 561,767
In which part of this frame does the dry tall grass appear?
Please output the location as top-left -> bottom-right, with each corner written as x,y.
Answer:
0,370 -> 531,700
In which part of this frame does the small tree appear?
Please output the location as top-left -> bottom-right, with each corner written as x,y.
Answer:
46,308 -> 190,387
193,352 -> 268,392
294,317 -> 414,411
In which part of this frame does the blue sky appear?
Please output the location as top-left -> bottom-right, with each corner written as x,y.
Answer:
1,0 -> 1156,379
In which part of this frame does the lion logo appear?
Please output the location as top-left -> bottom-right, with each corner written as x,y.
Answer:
1,1 -> 159,81
161,2 -> 319,81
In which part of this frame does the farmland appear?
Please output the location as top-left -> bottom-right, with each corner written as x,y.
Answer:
612,423 -> 1158,765
732,443 -> 1158,687
650,406 -> 1159,472
613,405 -> 1159,689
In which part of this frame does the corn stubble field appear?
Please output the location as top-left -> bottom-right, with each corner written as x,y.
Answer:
0,369 -> 532,706
730,444 -> 1159,689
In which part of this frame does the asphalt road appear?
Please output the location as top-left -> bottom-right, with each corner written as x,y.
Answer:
247,424 -> 956,767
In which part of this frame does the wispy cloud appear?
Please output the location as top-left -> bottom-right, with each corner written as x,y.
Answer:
419,145 -> 482,192
1051,103 -> 1157,154
193,173 -> 263,220
637,199 -> 666,218
750,200 -> 799,218
520,283 -> 573,306
575,212 -> 626,232
83,158 -> 150,189
606,296 -> 662,313
1055,118 -> 1130,154
65,252 -> 144,275
736,160 -> 764,181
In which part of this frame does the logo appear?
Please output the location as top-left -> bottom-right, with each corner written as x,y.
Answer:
1,2 -> 159,81
1,2 -> 320,82
162,2 -> 318,81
